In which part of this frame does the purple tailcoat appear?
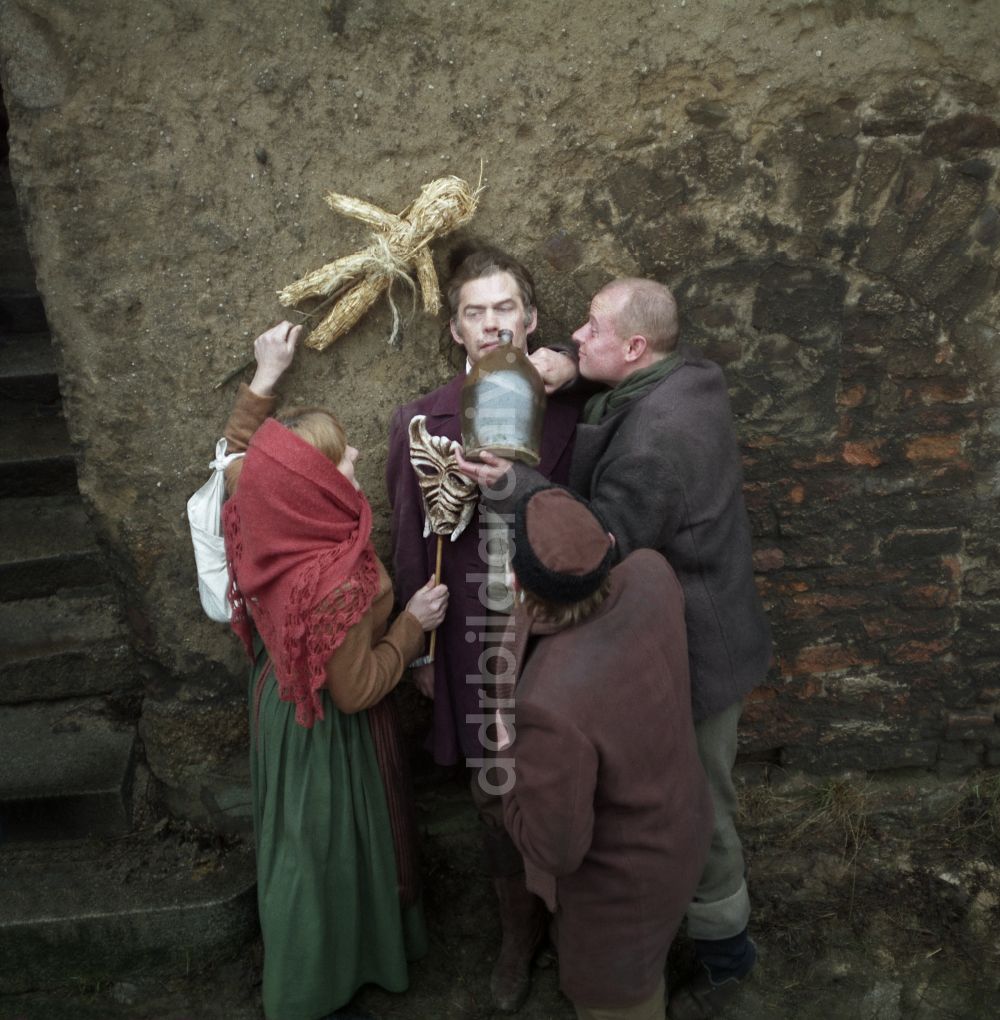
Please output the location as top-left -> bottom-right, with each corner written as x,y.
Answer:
386,371 -> 578,766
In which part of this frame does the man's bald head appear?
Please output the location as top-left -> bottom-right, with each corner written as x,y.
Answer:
602,278 -> 679,355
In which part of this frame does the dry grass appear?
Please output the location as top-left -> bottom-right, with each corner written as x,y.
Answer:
791,777 -> 871,858
738,774 -> 872,859
933,772 -> 1000,858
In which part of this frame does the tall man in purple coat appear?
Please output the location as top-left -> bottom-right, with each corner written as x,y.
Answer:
385,247 -> 579,1011
458,278 -> 773,1020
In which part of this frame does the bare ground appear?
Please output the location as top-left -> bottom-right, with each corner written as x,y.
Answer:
6,768 -> 1000,1020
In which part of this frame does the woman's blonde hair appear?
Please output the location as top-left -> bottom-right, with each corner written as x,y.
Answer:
277,408 -> 348,465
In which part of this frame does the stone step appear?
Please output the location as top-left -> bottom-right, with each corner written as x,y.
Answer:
0,332 -> 60,414
0,287 -> 47,333
0,330 -> 56,376
0,697 -> 136,839
0,414 -> 77,495
0,592 -> 134,704
0,495 -> 107,600
0,238 -> 35,290
0,831 -> 258,995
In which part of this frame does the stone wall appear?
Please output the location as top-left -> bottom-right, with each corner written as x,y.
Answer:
1,0 -> 998,827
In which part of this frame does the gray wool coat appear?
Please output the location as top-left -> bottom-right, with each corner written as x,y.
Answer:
501,346 -> 773,721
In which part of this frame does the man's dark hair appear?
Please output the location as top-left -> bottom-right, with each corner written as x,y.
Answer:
445,244 -> 536,321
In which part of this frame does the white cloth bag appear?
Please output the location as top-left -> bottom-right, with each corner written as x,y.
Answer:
187,438 -> 245,622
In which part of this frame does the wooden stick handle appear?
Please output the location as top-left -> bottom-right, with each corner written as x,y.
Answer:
428,535 -> 444,663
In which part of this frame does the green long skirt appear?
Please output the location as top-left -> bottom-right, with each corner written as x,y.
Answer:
249,643 -> 427,1020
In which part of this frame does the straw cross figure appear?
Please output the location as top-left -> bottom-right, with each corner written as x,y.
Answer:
278,175 -> 480,350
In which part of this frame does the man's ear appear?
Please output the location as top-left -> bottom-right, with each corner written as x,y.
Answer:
450,319 -> 467,349
624,334 -> 648,362
524,305 -> 538,337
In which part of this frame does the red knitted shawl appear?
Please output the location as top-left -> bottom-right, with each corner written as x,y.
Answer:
222,418 -> 380,728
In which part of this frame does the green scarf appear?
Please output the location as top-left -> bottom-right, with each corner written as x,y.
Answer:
582,352 -> 682,425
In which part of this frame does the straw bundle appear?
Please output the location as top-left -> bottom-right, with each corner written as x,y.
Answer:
278,175 -> 480,350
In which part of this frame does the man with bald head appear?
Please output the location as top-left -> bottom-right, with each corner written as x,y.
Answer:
459,278 -> 772,1020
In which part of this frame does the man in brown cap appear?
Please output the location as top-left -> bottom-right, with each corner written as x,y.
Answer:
496,484 -> 713,1020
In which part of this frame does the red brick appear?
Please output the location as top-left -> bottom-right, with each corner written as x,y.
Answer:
902,381 -> 973,406
837,384 -> 867,408
842,440 -> 884,467
905,435 -> 962,461
782,644 -> 870,676
753,547 -> 785,572
790,453 -> 838,470
861,614 -> 952,640
886,638 -> 952,664
898,584 -> 957,609
785,592 -> 879,620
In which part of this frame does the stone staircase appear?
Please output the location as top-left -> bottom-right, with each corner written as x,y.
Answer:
0,99 -> 258,1018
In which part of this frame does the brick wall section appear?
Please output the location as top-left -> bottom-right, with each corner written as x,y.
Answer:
663,95 -> 1000,776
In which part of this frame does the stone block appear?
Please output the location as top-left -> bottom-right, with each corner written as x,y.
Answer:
675,130 -> 747,195
0,288 -> 47,333
860,611 -> 953,642
922,113 -> 1000,159
0,495 -> 108,600
139,692 -> 248,791
0,415 -> 77,497
893,169 -> 987,284
880,526 -> 962,562
602,161 -> 687,226
781,643 -> 874,677
0,592 -> 135,705
861,82 -> 938,137
944,710 -> 998,742
793,134 -> 860,231
859,209 -> 908,275
750,261 -> 848,344
782,738 -> 939,773
855,140 -> 903,216
885,638 -> 952,665
972,204 -> 1000,246
0,698 -> 136,839
0,833 -> 257,993
684,99 -> 730,126
959,158 -> 994,182
535,229 -> 581,272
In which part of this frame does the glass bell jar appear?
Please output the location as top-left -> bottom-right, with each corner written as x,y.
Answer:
461,330 -> 546,466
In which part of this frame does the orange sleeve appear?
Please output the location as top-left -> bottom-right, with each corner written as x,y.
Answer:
223,383 -> 277,495
323,607 -> 424,714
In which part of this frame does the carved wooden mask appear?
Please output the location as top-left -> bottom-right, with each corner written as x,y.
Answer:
408,414 -> 479,540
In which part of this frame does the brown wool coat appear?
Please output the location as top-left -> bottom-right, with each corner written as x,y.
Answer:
502,550 -> 714,1009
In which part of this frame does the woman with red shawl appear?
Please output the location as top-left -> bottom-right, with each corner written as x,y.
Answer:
221,322 -> 448,1020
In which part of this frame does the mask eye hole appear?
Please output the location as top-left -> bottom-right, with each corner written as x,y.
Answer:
415,462 -> 439,477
